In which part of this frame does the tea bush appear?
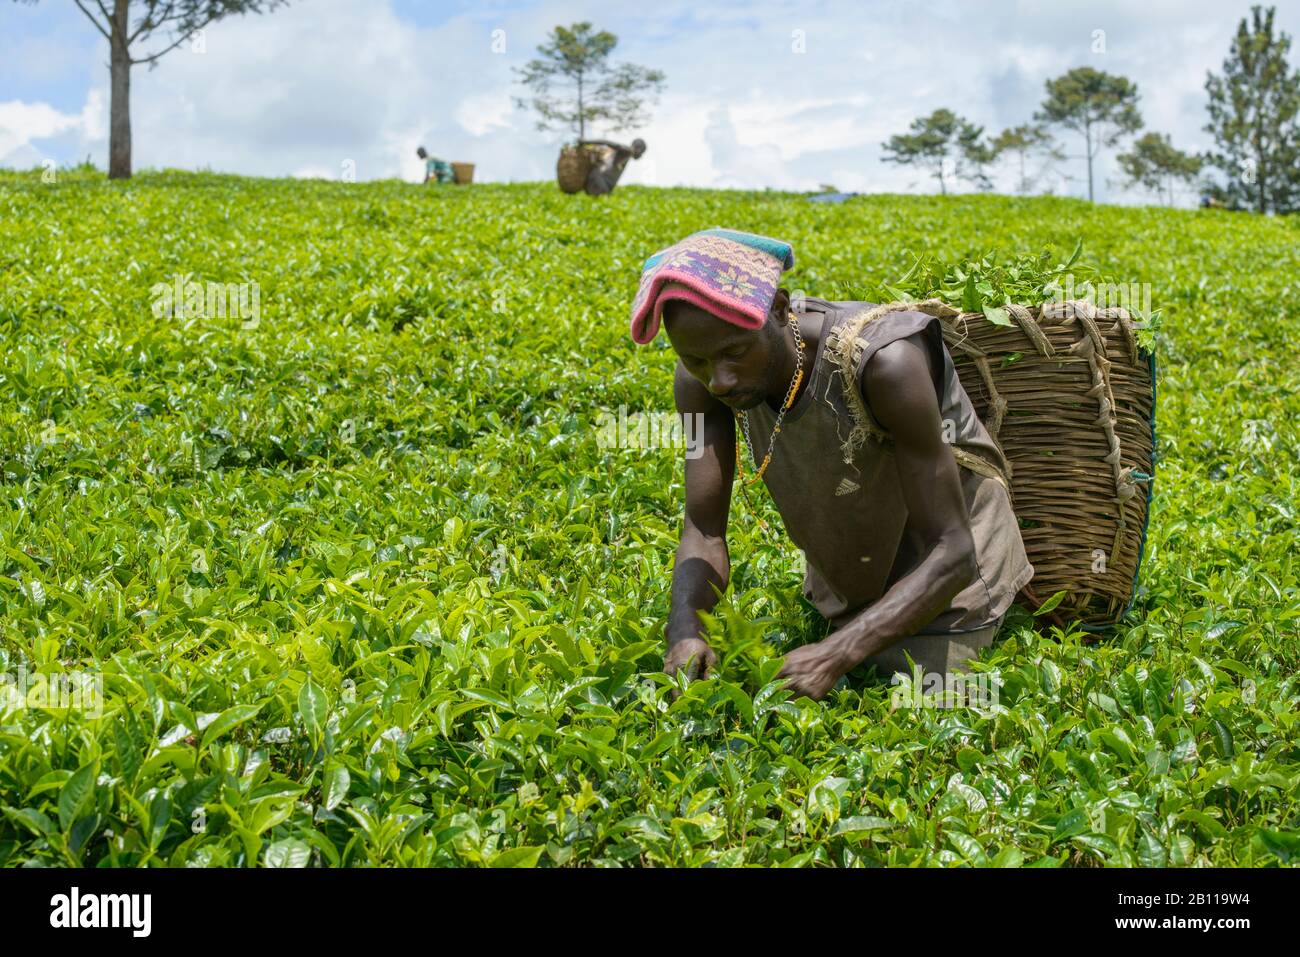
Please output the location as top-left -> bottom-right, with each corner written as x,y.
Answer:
0,169 -> 1297,866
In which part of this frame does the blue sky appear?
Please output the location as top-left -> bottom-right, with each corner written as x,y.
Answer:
2,0 -> 1297,204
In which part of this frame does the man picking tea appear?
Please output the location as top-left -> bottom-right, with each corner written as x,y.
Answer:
629,228 -> 1034,700
580,138 -> 645,195
417,146 -> 455,184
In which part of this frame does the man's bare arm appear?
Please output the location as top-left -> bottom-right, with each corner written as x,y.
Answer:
837,333 -> 979,663
662,361 -> 734,678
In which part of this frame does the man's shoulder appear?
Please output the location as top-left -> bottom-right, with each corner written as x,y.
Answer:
863,336 -> 931,385
825,303 -> 938,363
833,300 -> 937,323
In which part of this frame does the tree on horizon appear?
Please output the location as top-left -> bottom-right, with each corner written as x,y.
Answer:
1117,132 -> 1203,206
16,0 -> 288,179
513,22 -> 665,143
990,124 -> 1064,195
1036,67 -> 1143,202
1203,4 -> 1300,214
882,108 -> 995,195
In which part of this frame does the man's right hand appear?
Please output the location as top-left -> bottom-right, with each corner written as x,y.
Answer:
663,637 -> 718,686
659,361 -> 734,698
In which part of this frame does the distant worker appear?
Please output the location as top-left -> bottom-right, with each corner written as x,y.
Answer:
580,138 -> 646,196
417,146 -> 455,185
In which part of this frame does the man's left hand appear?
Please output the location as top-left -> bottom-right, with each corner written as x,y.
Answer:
776,634 -> 859,701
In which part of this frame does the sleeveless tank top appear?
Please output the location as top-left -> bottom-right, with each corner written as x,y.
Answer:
743,298 -> 1035,634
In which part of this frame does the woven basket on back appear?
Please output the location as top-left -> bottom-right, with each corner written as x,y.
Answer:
557,145 -> 595,193
837,298 -> 1156,631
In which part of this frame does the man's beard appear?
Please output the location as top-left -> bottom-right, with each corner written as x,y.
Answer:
728,389 -> 770,410
715,328 -> 784,410
743,332 -> 786,408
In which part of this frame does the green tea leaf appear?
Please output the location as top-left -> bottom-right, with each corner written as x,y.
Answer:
490,845 -> 544,868
982,304 -> 1013,327
299,678 -> 329,742
58,763 -> 97,832
323,765 -> 351,811
265,837 -> 312,867
201,703 -> 263,749
1034,590 -> 1067,615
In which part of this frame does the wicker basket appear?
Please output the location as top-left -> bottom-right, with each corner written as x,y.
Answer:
451,162 -> 474,185
556,145 -> 594,193
935,298 -> 1155,631
846,298 -> 1156,631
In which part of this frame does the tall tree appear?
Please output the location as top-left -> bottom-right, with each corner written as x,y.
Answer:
1204,5 -> 1300,214
15,0 -> 289,179
990,124 -> 1064,194
1035,67 -> 1143,201
513,22 -> 665,142
881,108 -> 994,195
1117,132 -> 1203,206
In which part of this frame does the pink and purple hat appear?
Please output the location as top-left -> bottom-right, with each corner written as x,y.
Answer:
629,227 -> 796,345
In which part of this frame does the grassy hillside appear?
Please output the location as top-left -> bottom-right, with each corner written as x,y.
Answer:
1,169 -> 1297,866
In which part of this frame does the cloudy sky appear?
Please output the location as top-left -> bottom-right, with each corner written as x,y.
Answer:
2,0 -> 1295,203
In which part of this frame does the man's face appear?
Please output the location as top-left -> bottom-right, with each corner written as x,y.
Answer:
663,300 -> 783,410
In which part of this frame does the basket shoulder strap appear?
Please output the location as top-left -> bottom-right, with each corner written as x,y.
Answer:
827,300 -> 1014,496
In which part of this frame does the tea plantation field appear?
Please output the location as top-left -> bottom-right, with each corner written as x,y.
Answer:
1,169 -> 1298,866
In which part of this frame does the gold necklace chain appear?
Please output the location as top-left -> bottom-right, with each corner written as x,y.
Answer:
734,312 -> 805,487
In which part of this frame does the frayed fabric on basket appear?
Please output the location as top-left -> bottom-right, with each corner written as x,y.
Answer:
628,228 -> 795,345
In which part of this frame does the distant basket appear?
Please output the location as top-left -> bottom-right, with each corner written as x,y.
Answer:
831,298 -> 1156,632
556,145 -> 595,193
451,162 -> 475,185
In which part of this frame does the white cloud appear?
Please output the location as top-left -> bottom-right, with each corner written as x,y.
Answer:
704,105 -> 790,189
80,88 -> 107,142
454,90 -> 515,137
2,0 -> 1294,205
0,99 -> 82,160
291,165 -> 339,179
0,142 -> 45,170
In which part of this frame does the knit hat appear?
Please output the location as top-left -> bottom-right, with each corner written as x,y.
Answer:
629,227 -> 795,345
